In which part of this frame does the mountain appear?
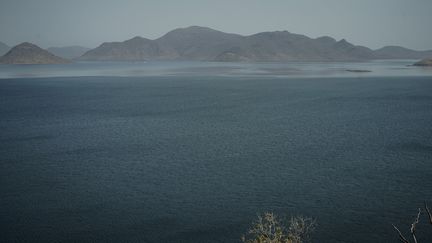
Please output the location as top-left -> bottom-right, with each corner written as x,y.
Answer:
0,41 -> 10,56
79,26 -> 242,61
47,46 -> 91,59
214,33 -> 376,62
413,58 -> 432,66
79,36 -> 176,61
0,42 -> 70,64
80,26 -> 375,62
79,26 -> 432,62
374,46 -> 432,59
155,26 -> 243,60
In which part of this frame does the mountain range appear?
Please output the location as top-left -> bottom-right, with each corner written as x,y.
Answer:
79,26 -> 432,62
1,26 -> 432,64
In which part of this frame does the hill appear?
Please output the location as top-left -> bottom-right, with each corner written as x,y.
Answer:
0,42 -> 70,64
374,46 -> 432,59
79,36 -> 177,61
413,58 -> 432,66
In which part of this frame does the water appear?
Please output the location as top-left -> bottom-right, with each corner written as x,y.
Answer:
0,61 -> 432,243
0,59 -> 431,79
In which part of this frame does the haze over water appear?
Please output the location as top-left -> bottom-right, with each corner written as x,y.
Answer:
1,61 -> 432,242
0,60 -> 431,79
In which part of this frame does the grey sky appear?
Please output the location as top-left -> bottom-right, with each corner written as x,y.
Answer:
0,0 -> 431,50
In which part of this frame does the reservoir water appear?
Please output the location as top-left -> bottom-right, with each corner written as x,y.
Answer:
1,61 -> 432,242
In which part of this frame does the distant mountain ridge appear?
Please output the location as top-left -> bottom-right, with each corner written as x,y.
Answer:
374,46 -> 432,59
79,26 -> 432,62
0,42 -> 70,64
47,46 -> 91,59
0,41 -> 10,56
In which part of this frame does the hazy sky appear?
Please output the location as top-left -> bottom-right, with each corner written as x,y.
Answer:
1,0 -> 431,50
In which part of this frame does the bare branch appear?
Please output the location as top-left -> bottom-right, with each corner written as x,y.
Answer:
410,208 -> 421,243
288,216 -> 316,243
425,201 -> 432,225
393,224 -> 410,243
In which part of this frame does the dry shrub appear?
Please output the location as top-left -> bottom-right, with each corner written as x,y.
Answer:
242,212 -> 316,243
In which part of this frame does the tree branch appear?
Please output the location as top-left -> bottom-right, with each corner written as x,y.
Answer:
410,208 -> 420,243
393,224 -> 410,243
425,201 -> 432,225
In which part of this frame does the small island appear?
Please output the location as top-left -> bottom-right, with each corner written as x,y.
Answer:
345,69 -> 372,73
0,42 -> 70,64
413,58 -> 432,66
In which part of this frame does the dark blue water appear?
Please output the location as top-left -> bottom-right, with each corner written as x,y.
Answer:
1,76 -> 432,243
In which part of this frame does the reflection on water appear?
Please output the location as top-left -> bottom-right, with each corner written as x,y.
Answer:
0,60 -> 431,79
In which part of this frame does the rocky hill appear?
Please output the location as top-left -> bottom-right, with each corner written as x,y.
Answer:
413,58 -> 432,66
0,42 -> 70,64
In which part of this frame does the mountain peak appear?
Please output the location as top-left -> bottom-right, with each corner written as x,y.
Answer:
15,42 -> 39,49
179,26 -> 218,32
124,36 -> 152,44
128,36 -> 147,41
334,39 -> 354,48
250,30 -> 291,36
160,26 -> 228,39
338,39 -> 349,44
316,36 -> 336,43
